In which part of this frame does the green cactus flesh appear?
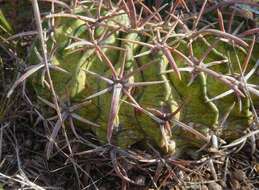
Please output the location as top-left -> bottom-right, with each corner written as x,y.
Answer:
30,4 -> 259,154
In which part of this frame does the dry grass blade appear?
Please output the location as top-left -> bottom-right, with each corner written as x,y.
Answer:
208,159 -> 217,180
0,172 -> 45,190
83,87 -> 112,101
69,117 -> 98,148
107,83 -> 122,143
69,100 -> 92,112
32,2 -> 66,158
83,69 -> 113,84
7,31 -> 38,40
61,127 -> 81,187
45,13 -> 96,23
71,113 -> 100,127
65,40 -> 94,49
7,64 -> 45,98
46,117 -> 62,159
37,95 -> 56,109
222,129 -> 259,149
49,65 -> 69,74
170,119 -> 209,143
46,112 -> 68,159
110,150 -> 139,185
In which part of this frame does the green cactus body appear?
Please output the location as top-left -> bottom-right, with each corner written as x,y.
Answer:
165,42 -> 218,148
191,38 -> 254,139
29,3 -> 259,155
111,33 -> 146,148
31,6 -> 123,117
31,16 -> 90,101
167,37 -> 256,142
133,47 -> 177,153
85,32 -> 143,146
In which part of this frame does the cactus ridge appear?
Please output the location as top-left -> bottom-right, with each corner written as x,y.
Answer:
28,1 -> 259,155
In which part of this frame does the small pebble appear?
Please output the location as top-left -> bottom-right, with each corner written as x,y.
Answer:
208,182 -> 222,190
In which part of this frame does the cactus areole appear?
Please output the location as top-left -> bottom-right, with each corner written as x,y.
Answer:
30,2 -> 259,155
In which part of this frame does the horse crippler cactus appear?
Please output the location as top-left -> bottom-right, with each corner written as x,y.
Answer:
28,1 -> 259,155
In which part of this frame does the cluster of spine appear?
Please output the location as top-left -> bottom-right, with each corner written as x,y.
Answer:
30,1 -> 259,154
